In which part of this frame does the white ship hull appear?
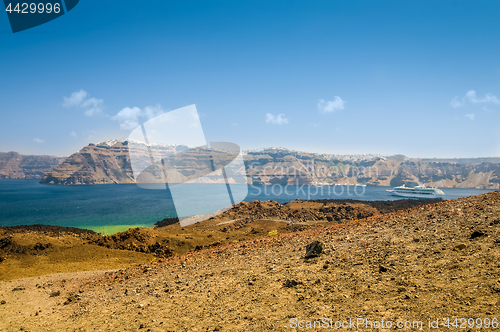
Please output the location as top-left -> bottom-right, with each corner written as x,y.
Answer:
387,185 -> 445,199
387,190 -> 440,198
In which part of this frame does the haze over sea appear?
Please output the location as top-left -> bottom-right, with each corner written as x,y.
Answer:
0,180 -> 495,235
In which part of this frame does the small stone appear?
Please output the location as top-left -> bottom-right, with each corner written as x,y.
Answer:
0,300 -> 6,305
470,231 -> 485,239
283,279 -> 302,288
305,241 -> 324,259
379,265 -> 388,273
12,286 -> 25,291
49,291 -> 61,297
453,244 -> 466,251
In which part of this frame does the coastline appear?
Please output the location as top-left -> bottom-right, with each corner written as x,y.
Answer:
3,180 -> 496,235
2,197 -> 447,235
0,196 -> 447,281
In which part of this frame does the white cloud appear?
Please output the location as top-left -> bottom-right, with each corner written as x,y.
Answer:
317,96 -> 346,113
112,107 -> 142,130
63,90 -> 88,107
112,104 -> 167,130
63,90 -> 103,116
265,113 -> 288,125
70,131 -> 77,138
143,105 -> 165,119
33,138 -> 44,143
467,90 -> 500,104
451,90 -> 500,108
465,113 -> 475,120
82,97 -> 104,116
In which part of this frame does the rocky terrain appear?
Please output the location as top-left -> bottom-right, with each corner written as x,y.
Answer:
38,140 -> 500,188
0,192 -> 499,331
0,152 -> 65,180
0,198 -> 435,281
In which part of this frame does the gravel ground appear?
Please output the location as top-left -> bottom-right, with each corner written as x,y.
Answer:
0,192 -> 499,331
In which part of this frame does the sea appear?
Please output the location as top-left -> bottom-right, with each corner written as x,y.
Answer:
0,180 -> 496,234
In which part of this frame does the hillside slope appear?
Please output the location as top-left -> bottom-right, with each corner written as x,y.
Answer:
0,191 -> 498,331
0,152 -> 65,180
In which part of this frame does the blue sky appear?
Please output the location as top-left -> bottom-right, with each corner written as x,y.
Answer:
1,0 -> 499,158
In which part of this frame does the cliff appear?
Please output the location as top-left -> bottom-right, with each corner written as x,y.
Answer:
40,142 -> 134,185
39,140 -> 500,189
0,152 -> 65,180
245,149 -> 500,189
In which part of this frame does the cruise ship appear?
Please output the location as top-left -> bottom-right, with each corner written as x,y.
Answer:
387,185 -> 445,198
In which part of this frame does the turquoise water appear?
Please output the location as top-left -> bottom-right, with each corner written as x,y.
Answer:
0,180 -> 176,230
0,180 -> 496,232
